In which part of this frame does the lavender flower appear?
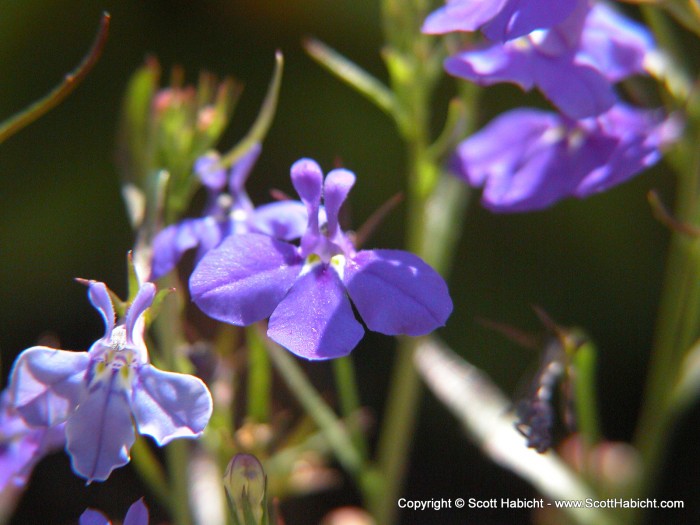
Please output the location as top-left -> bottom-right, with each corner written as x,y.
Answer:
190,159 -> 453,360
80,498 -> 149,525
150,143 -> 307,280
452,104 -> 678,212
441,1 -> 655,119
422,0 -> 577,42
8,281 -> 213,482
0,391 -> 65,491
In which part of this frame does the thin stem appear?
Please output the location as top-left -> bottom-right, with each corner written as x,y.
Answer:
332,356 -> 369,460
246,325 -> 271,423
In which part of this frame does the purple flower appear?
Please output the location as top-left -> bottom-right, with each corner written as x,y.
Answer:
452,104 -> 678,212
442,1 -> 655,119
8,281 -> 213,482
80,498 -> 149,525
422,0 -> 577,42
190,159 -> 453,360
150,143 -> 307,280
0,391 -> 65,492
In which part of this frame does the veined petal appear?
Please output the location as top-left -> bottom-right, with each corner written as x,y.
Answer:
66,376 -> 135,482
190,233 -> 302,325
344,250 -> 452,336
124,498 -> 150,525
132,365 -> 212,445
251,200 -> 308,241
88,282 -> 115,339
80,509 -> 111,525
9,347 -> 88,427
268,264 -> 364,360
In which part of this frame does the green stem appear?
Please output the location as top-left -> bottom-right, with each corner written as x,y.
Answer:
630,121 -> 700,519
332,356 -> 369,460
246,325 -> 272,423
167,440 -> 194,525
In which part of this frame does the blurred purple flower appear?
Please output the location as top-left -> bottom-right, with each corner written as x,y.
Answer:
8,281 -> 213,482
442,1 -> 655,118
150,143 -> 307,280
422,0 -> 577,42
0,391 -> 65,492
452,104 -> 679,212
190,159 -> 453,360
80,498 -> 149,525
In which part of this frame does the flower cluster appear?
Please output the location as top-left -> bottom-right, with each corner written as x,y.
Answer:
189,158 -> 453,359
150,143 -> 307,280
3,280 -> 213,484
424,0 -> 678,211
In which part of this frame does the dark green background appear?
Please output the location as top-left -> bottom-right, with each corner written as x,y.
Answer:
0,1 -> 696,523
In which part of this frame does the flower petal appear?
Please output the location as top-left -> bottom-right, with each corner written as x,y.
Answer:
66,377 -> 135,482
190,233 -> 302,325
150,218 -> 222,280
9,347 -> 89,427
482,0 -> 576,42
268,264 -> 364,360
344,250 -> 452,336
132,365 -> 213,445
323,169 -> 356,238
251,200 -> 308,241
88,281 -> 115,339
80,509 -> 111,525
124,498 -> 150,525
126,282 -> 156,346
422,0 -> 508,35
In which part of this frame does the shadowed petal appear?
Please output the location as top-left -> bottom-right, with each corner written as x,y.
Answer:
344,250 -> 452,336
124,498 -> 150,525
66,377 -> 135,482
9,347 -> 89,427
268,264 -> 364,360
80,510 -> 110,525
445,44 -> 536,91
251,200 -> 308,241
150,218 -> 223,280
190,233 -> 302,325
132,365 -> 212,445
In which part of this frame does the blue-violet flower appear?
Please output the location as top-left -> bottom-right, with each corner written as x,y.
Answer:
452,104 -> 678,212
441,0 -> 655,119
190,159 -> 453,360
0,390 -> 65,492
8,281 -> 213,482
422,0 -> 577,42
150,143 -> 307,280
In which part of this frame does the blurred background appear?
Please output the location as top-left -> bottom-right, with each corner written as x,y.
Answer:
0,1 -> 696,523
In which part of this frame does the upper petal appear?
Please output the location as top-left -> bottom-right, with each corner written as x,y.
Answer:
422,0 -> 508,35
190,233 -> 302,325
445,43 -> 536,91
88,282 -> 116,339
344,250 -> 453,336
66,376 -> 135,482
323,169 -> 356,238
9,347 -> 89,427
483,0 -> 577,42
126,283 -> 156,347
132,365 -> 213,445
268,263 -> 364,360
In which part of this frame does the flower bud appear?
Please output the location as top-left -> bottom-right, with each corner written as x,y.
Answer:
224,453 -> 267,525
